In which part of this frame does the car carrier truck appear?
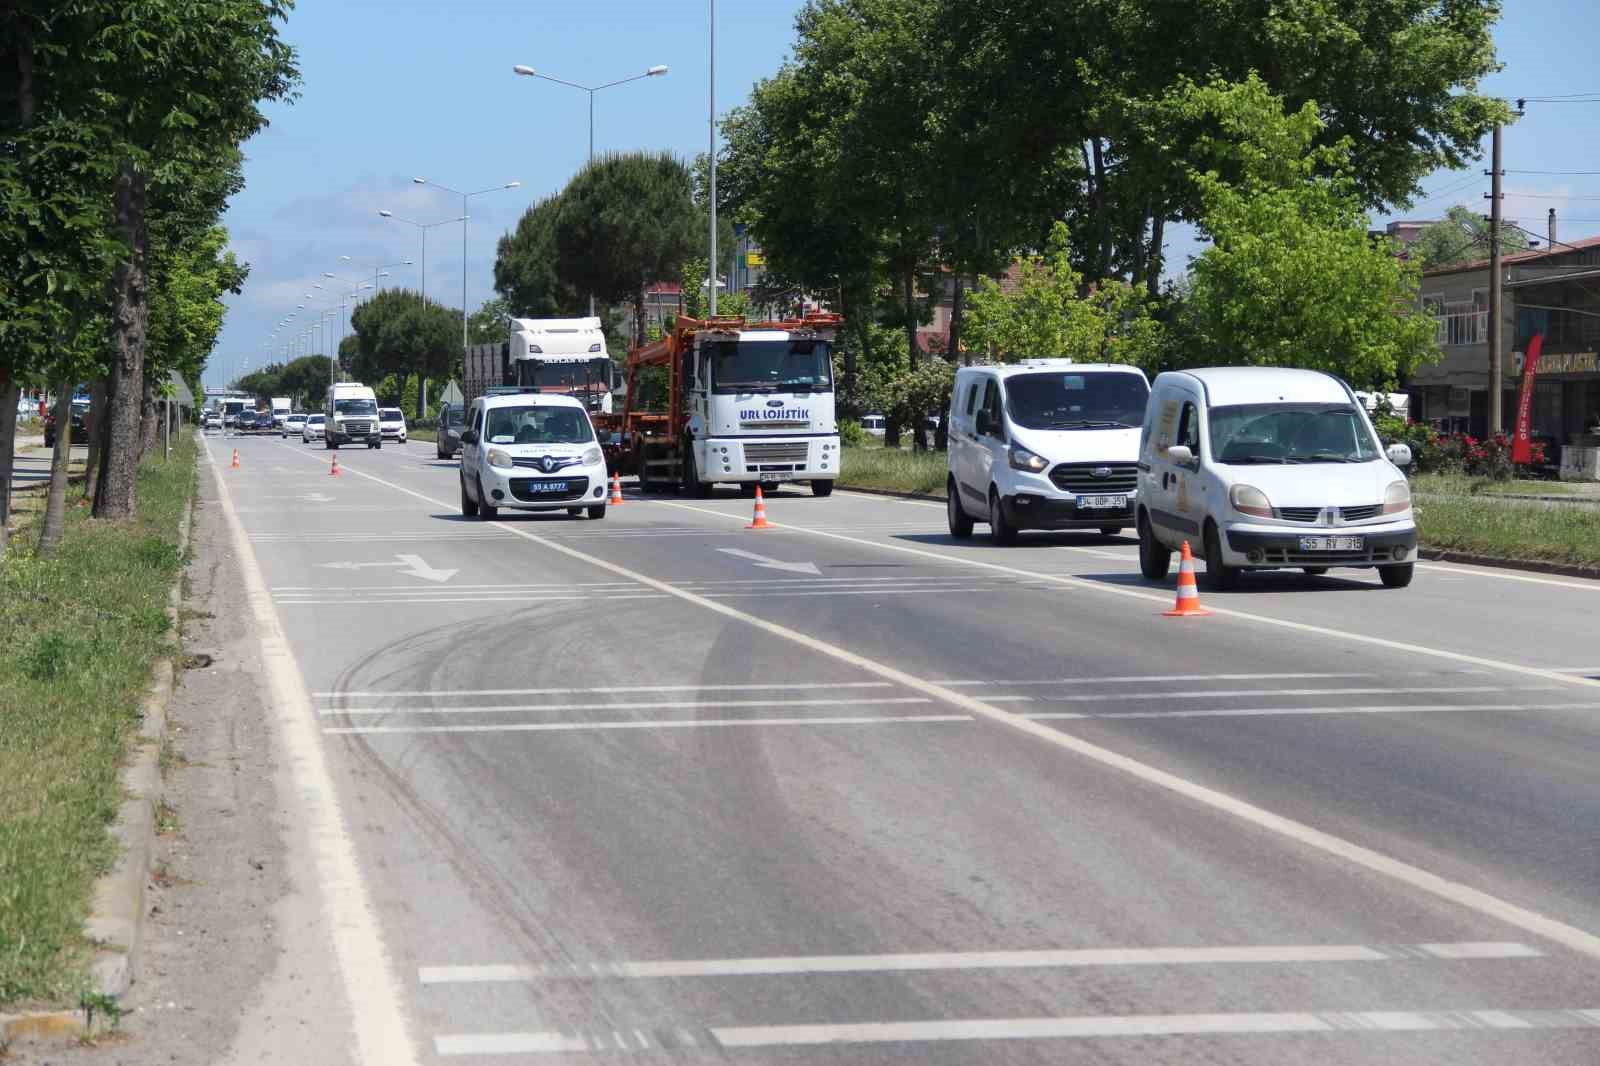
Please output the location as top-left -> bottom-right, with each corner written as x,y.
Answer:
462,316 -> 613,412
597,313 -> 842,497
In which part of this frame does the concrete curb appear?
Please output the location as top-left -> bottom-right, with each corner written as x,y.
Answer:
836,483 -> 1599,583
0,462 -> 195,1049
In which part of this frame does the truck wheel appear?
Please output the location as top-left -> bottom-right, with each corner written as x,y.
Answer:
460,476 -> 478,517
587,505 -> 606,520
684,454 -> 710,498
477,478 -> 498,520
811,480 -> 834,498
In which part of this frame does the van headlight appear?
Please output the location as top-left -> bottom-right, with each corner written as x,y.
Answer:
486,448 -> 514,469
1382,480 -> 1412,515
1228,483 -> 1274,519
582,446 -> 602,465
1008,444 -> 1049,473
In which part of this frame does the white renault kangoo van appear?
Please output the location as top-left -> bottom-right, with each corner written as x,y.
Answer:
1136,367 -> 1417,590
947,361 -> 1150,543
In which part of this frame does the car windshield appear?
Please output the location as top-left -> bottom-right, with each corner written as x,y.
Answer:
335,398 -> 377,416
1004,372 -> 1148,429
484,405 -> 594,445
1208,403 -> 1382,464
308,415 -> 323,424
380,409 -> 402,420
708,339 -> 834,393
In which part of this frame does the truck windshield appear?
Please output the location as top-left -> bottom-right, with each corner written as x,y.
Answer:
335,399 -> 377,417
1004,372 -> 1148,429
517,358 -> 613,391
709,340 -> 833,393
1208,403 -> 1381,465
484,405 -> 594,445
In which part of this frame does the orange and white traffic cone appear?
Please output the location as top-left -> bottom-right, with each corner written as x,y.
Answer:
746,485 -> 771,529
230,448 -> 240,469
329,454 -> 341,477
1163,541 -> 1210,617
608,472 -> 624,506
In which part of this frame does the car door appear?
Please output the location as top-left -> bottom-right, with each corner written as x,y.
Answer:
947,375 -> 978,500
1148,391 -> 1204,547
971,377 -> 1006,505
462,402 -> 484,496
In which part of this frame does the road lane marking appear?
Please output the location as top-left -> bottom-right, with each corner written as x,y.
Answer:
1415,561 -> 1600,591
1026,703 -> 1600,721
315,682 -> 895,699
324,714 -> 971,736
274,443 -> 1600,962
320,697 -> 932,716
274,595 -> 671,605
935,673 -> 1375,685
436,1007 -> 1600,1054
1019,686 -> 1517,703
418,941 -> 1540,983
202,438 -> 421,1065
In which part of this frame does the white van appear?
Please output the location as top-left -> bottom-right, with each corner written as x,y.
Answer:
1136,367 -> 1417,590
946,361 -> 1150,543
323,382 -> 381,449
459,390 -> 609,520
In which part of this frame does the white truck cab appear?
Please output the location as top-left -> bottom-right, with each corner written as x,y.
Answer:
459,391 -> 609,520
323,382 -> 382,449
1137,367 -> 1417,589
946,360 -> 1150,543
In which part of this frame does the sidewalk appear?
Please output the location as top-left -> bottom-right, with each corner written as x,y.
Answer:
10,435 -> 86,498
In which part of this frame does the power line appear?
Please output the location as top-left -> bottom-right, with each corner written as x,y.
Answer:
1506,169 -> 1600,176
1513,91 -> 1600,101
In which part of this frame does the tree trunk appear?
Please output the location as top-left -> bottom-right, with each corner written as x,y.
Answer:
1147,213 -> 1166,298
1091,137 -> 1110,282
38,376 -> 73,556
0,371 -> 18,562
884,414 -> 901,450
97,164 -> 148,520
415,374 -> 427,422
949,275 -> 967,366
139,375 -> 159,456
1129,209 -> 1150,291
902,266 -> 929,453
83,377 -> 109,501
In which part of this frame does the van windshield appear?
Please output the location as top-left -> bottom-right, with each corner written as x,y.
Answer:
1208,403 -> 1381,464
1004,372 -> 1148,429
484,405 -> 594,445
335,398 -> 377,417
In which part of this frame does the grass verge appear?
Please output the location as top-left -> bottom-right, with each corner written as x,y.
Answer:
838,445 -> 947,497
408,427 -> 437,444
0,436 -> 194,1007
1410,473 -> 1582,497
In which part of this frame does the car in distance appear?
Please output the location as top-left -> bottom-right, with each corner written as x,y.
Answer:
436,402 -> 464,459
459,391 -> 608,520
282,413 -> 307,438
859,413 -> 886,437
203,410 -> 221,431
1136,367 -> 1417,590
946,360 -> 1151,544
378,407 -> 407,444
302,413 -> 325,443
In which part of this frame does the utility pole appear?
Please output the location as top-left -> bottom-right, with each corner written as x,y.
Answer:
708,0 -> 717,316
1486,123 -> 1504,438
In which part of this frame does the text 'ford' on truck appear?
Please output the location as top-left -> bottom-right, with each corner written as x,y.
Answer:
596,313 -> 842,497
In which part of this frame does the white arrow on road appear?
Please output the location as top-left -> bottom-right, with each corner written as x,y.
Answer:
316,553 -> 458,583
717,547 -> 821,576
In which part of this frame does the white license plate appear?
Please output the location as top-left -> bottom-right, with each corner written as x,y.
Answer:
527,482 -> 569,494
1078,494 -> 1127,510
1299,535 -> 1364,551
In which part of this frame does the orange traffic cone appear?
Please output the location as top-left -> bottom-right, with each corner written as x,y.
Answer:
1163,541 -> 1210,617
746,485 -> 771,529
329,454 -> 341,477
230,449 -> 239,469
609,472 -> 624,506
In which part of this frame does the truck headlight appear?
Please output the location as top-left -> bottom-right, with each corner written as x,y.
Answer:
1228,484 -> 1274,519
1382,480 -> 1412,515
582,447 -> 602,465
1008,444 -> 1049,473
486,448 -> 514,469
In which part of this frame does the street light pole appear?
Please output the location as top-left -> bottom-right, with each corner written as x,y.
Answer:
708,0 -> 717,316
379,211 -> 466,319
512,62 -> 668,317
412,178 -> 522,353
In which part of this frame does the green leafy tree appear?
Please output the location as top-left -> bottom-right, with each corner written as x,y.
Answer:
1411,204 -> 1528,268
349,288 -> 460,419
494,195 -> 579,319
467,295 -> 512,344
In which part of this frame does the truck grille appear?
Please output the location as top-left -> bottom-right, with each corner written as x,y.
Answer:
1049,462 -> 1138,494
743,442 -> 809,464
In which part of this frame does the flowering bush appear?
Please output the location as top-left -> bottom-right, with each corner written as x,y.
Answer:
1375,421 -> 1545,480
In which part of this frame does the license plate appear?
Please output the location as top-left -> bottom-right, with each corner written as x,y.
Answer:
1299,535 -> 1364,551
1077,494 -> 1127,510
527,482 -> 569,494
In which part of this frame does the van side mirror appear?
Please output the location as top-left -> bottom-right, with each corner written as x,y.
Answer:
1164,444 -> 1193,465
460,429 -> 478,446
1385,442 -> 1413,467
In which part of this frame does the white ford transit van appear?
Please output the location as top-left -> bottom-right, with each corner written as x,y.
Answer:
946,361 -> 1150,543
1136,367 -> 1417,589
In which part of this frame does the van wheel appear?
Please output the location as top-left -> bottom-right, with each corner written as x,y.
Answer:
477,478 -> 498,520
587,505 -> 606,520
1302,567 -> 1329,576
1202,522 -> 1240,591
988,490 -> 1018,546
947,479 -> 973,538
1099,526 -> 1123,537
566,507 -> 584,517
460,476 -> 478,517
1379,562 -> 1414,588
811,479 -> 834,497
1138,512 -> 1170,580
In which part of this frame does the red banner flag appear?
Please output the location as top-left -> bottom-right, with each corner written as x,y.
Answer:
1511,332 -> 1545,465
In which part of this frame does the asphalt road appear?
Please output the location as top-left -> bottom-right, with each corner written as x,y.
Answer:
204,430 -> 1600,1064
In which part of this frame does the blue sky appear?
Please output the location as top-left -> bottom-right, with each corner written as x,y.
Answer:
207,0 -> 1600,387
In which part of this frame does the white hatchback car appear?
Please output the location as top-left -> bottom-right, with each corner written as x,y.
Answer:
379,407 -> 407,443
282,413 -> 306,439
302,413 -> 325,443
1137,367 -> 1417,589
459,391 -> 608,520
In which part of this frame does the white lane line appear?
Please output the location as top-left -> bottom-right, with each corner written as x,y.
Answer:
1019,686 -> 1515,703
315,682 -> 894,699
274,443 -> 1600,962
1026,703 -> 1600,721
703,587 -> 990,599
321,697 -> 932,717
1055,546 -> 1139,560
436,1007 -> 1600,1054
1416,561 -> 1599,591
202,440 -> 421,1065
418,941 -> 1539,983
324,714 -> 971,736
274,595 -> 671,605
936,673 -> 1376,685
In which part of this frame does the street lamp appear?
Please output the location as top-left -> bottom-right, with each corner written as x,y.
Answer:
412,177 -> 521,352
707,0 -> 717,314
378,210 -> 467,322
512,61 -> 668,315
338,254 -> 411,294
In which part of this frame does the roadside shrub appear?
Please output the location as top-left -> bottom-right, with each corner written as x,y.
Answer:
838,418 -> 866,448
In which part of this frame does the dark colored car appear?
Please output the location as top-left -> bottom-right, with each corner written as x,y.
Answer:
42,401 -> 90,448
239,410 -> 263,433
436,402 -> 464,459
